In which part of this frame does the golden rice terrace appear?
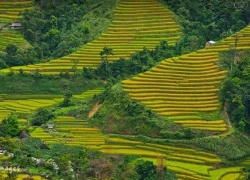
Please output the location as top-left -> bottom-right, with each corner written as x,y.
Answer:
122,25 -> 250,132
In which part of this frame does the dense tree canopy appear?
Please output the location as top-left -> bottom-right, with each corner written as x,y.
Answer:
219,50 -> 250,133
0,114 -> 20,137
165,0 -> 250,53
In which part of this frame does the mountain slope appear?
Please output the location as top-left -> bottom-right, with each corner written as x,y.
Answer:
122,25 -> 250,132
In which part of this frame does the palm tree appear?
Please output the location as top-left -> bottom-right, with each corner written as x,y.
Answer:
99,46 -> 114,74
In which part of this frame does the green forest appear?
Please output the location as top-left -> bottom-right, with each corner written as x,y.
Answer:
0,0 -> 250,179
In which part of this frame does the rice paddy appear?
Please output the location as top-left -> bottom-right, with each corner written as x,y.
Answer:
0,0 -> 32,52
0,1 -> 249,179
0,29 -> 30,53
2,0 -> 182,74
73,88 -> 104,99
122,25 -> 250,132
0,97 -> 62,122
30,115 -> 243,180
0,0 -> 33,23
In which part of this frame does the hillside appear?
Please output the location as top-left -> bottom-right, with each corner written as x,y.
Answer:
122,25 -> 250,133
2,0 -> 182,75
0,0 -> 250,179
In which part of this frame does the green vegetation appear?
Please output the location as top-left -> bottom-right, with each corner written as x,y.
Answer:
3,0 -> 182,74
0,75 -> 104,94
164,0 -> 250,53
0,114 -> 20,137
83,40 -> 176,80
219,50 -> 250,133
0,0 -> 33,23
122,25 -> 250,134
180,132 -> 250,160
0,138 -> 152,180
88,84 -> 197,139
0,29 -> 30,53
0,0 -> 250,179
21,0 -> 116,60
31,108 -> 54,126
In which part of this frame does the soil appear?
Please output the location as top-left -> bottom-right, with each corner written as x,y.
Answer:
88,102 -> 102,118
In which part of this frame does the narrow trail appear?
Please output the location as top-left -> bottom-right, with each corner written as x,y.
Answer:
88,102 -> 102,118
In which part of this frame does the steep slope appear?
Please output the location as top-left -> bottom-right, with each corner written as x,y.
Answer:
6,0 -> 182,74
0,0 -> 33,23
122,25 -> 250,132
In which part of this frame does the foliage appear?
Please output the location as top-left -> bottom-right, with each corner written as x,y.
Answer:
3,137 -> 145,179
0,74 -> 104,95
100,46 -> 114,76
87,84 -> 196,139
83,40 -> 176,80
31,108 -> 54,126
21,0 -> 116,60
219,50 -> 250,132
164,0 -> 250,53
0,114 -> 20,137
135,159 -> 176,180
0,43 -> 39,68
181,132 -> 250,160
135,160 -> 157,180
60,91 -> 73,107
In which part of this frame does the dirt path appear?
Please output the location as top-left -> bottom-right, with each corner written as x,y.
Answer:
88,102 -> 102,118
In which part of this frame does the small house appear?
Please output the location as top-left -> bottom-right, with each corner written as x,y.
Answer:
206,40 -> 216,47
9,22 -> 22,29
47,124 -> 55,129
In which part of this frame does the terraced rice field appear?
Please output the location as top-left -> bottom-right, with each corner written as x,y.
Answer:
16,174 -> 44,180
0,0 -> 33,23
0,29 -> 30,52
3,0 -> 182,74
30,115 -> 246,180
122,25 -> 250,132
73,88 -> 103,99
0,98 -> 62,121
209,167 -> 243,180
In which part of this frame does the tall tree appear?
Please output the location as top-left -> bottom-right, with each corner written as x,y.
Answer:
0,114 -> 20,137
100,47 -> 114,75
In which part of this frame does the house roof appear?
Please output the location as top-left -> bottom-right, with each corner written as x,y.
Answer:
208,40 -> 216,44
10,22 -> 22,27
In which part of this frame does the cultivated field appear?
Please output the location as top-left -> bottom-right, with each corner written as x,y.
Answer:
31,116 -> 244,180
122,25 -> 250,132
0,0 -> 33,23
0,29 -> 30,52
